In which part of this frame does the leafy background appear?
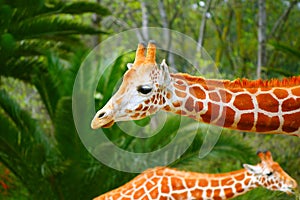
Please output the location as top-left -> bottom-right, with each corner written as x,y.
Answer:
0,0 -> 299,199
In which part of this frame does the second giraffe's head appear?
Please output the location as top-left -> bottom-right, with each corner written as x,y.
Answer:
244,151 -> 298,194
91,41 -> 173,129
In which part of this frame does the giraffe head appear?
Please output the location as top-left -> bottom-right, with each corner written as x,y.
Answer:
243,151 -> 297,194
91,41 -> 172,129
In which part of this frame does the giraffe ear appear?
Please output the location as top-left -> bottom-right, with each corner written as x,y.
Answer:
243,164 -> 263,174
159,59 -> 171,86
127,63 -> 133,69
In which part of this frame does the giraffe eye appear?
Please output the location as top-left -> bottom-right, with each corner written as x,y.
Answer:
266,172 -> 273,176
137,85 -> 153,95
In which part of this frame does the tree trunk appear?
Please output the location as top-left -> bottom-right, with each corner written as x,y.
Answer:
197,0 -> 212,52
257,0 -> 267,79
158,0 -> 175,67
92,0 -> 102,47
140,0 -> 149,41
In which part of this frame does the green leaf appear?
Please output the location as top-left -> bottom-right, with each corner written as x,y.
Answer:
61,2 -> 111,16
269,41 -> 300,58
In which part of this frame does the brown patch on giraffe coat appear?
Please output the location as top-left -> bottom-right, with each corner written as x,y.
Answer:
256,93 -> 279,112
209,92 -> 221,102
123,188 -> 133,195
186,180 -> 196,187
161,177 -> 170,193
176,110 -> 187,115
201,102 -> 220,123
234,173 -> 245,181
221,177 -> 234,186
125,109 -> 132,113
133,187 -> 145,199
282,113 -> 300,133
195,101 -> 204,112
273,88 -> 289,99
185,97 -> 195,112
215,106 -> 235,127
163,105 -> 171,111
172,101 -> 182,107
213,189 -> 222,200
198,179 -> 209,187
174,83 -> 186,91
135,104 -> 143,111
272,185 -> 278,190
134,177 -> 147,187
237,113 -> 254,130
224,188 -> 234,198
166,92 -> 172,99
176,80 -> 184,85
219,89 -> 232,103
235,183 -> 244,193
206,189 -> 213,197
189,86 -> 206,99
149,187 -> 159,199
282,98 -> 300,112
150,95 -> 156,102
172,192 -> 188,199
144,99 -> 150,104
233,94 -> 254,110
112,193 -> 122,199
247,88 -> 258,94
131,113 -> 140,118
292,87 -> 300,96
142,106 -> 149,111
244,178 -> 251,185
175,90 -> 187,98
155,93 -> 160,100
256,113 -> 280,132
211,179 -> 219,187
140,113 -> 147,118
171,177 -> 184,190
145,180 -> 155,189
191,189 -> 203,199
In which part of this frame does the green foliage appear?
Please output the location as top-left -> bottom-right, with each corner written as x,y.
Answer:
0,0 -> 299,199
0,0 -> 110,82
0,0 -> 111,199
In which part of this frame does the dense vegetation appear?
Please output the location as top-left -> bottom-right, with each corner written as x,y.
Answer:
0,0 -> 299,199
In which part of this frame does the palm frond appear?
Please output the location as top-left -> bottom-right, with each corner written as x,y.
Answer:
269,41 -> 300,58
11,15 -> 107,40
61,2 -> 111,16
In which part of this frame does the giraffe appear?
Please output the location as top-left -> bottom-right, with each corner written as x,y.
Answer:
93,151 -> 297,200
91,41 -> 300,136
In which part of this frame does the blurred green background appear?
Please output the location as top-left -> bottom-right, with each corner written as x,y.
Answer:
0,0 -> 299,199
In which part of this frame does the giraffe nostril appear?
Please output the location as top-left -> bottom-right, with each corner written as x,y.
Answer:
98,112 -> 106,118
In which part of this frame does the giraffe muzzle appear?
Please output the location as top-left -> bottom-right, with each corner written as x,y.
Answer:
91,110 -> 115,129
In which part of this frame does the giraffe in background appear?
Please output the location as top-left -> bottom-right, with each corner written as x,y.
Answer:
94,151 -> 297,200
91,42 -> 300,136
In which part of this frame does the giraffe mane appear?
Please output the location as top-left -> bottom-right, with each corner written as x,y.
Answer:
157,167 -> 247,178
172,73 -> 300,88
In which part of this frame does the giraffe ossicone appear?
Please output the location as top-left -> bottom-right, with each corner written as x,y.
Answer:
91,42 -> 300,136
94,151 -> 298,200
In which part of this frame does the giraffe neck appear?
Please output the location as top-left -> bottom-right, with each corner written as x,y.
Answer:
162,73 -> 300,136
94,167 -> 260,200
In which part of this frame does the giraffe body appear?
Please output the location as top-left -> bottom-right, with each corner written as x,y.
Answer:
91,42 -> 300,136
94,151 -> 297,200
